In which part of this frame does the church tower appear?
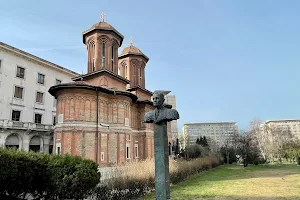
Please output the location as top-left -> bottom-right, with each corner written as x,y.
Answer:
118,38 -> 149,89
82,12 -> 124,74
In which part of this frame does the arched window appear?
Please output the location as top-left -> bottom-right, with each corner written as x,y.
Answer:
5,134 -> 20,149
102,43 -> 105,68
29,136 -> 42,152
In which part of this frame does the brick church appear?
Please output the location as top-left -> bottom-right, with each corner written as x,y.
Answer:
49,15 -> 172,167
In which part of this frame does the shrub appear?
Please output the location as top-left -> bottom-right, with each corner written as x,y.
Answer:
0,148 -> 100,199
91,156 -> 221,199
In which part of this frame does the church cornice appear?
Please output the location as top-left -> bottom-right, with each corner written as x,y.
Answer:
72,69 -> 130,84
48,81 -> 138,102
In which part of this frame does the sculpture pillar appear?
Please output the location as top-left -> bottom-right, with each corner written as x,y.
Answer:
153,122 -> 170,199
144,90 -> 179,200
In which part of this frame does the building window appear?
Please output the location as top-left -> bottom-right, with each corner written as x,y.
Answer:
134,144 -> 138,158
37,73 -> 45,84
34,113 -> 42,124
101,43 -> 105,68
126,144 -> 130,159
36,92 -> 44,103
0,60 -> 2,73
111,45 -> 114,71
53,116 -> 56,125
57,147 -> 61,156
12,110 -> 21,121
14,86 -> 23,99
101,152 -> 104,161
56,79 -> 61,85
16,66 -> 25,79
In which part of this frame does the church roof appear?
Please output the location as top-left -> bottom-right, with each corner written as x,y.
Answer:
82,21 -> 124,46
49,82 -> 138,102
119,45 -> 149,61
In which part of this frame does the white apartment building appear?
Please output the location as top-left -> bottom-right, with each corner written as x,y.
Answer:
261,119 -> 300,139
182,122 -> 238,148
0,42 -> 78,153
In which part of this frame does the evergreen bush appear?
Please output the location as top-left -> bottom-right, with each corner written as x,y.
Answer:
0,148 -> 100,199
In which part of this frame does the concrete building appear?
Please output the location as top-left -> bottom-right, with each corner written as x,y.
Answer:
261,119 -> 300,139
182,122 -> 238,148
0,42 -> 78,153
165,95 -> 178,139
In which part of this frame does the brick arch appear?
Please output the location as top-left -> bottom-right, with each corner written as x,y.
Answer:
99,77 -> 108,87
97,35 -> 110,44
118,103 -> 125,124
87,37 -> 96,45
110,38 -> 119,47
112,103 -> 118,123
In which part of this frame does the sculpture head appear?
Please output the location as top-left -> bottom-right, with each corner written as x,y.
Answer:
152,92 -> 165,108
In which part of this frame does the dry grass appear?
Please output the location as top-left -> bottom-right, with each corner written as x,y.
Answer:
143,165 -> 300,200
92,156 -> 220,199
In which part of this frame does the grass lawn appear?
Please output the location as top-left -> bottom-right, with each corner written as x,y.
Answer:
142,164 -> 300,200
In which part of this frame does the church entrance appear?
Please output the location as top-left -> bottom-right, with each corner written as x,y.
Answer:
29,136 -> 42,152
5,134 -> 20,149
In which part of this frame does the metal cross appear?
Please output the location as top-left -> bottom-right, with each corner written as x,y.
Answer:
101,12 -> 106,22
129,37 -> 134,46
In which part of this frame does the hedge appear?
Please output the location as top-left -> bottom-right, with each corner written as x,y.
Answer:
0,148 -> 100,200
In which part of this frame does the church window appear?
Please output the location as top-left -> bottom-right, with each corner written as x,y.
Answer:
125,65 -> 128,79
101,152 -> 105,161
134,144 -> 138,158
111,45 -> 114,71
92,58 -> 96,71
139,67 -> 142,85
102,43 -> 105,68
126,144 -> 130,159
133,65 -> 136,85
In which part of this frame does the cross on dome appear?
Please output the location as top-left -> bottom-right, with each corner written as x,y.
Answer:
129,37 -> 134,46
100,12 -> 106,22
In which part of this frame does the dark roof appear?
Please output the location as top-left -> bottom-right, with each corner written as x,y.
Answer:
82,21 -> 124,46
0,42 -> 79,76
48,82 -> 138,102
72,69 -> 130,84
127,85 -> 153,95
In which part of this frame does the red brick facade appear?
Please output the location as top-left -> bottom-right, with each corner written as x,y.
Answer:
49,18 -> 172,167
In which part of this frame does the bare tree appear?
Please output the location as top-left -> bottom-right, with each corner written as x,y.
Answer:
270,125 -> 293,164
236,130 -> 260,167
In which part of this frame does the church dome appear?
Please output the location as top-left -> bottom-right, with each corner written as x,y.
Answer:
121,45 -> 143,55
119,44 -> 149,62
82,17 -> 124,46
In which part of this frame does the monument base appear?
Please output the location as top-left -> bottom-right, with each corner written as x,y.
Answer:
154,122 -> 170,200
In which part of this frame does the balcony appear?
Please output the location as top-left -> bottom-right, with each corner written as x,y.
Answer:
0,120 -> 54,132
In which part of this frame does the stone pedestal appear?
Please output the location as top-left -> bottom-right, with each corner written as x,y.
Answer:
154,122 -> 170,200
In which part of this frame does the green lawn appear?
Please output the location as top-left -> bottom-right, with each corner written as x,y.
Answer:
142,165 -> 300,200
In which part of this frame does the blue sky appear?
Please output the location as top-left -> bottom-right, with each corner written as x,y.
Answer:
1,0 -> 300,131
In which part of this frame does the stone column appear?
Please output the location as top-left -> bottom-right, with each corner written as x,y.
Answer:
43,136 -> 50,154
22,134 -> 30,151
